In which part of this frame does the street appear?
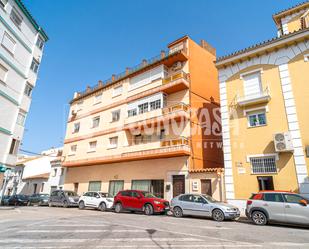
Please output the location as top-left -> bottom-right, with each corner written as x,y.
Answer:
0,207 -> 309,248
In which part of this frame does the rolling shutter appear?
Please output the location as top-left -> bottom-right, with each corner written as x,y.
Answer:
243,72 -> 262,98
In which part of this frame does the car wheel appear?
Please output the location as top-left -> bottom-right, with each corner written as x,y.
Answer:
78,201 -> 85,210
63,201 -> 69,208
115,203 -> 123,213
252,211 -> 267,225
99,202 -> 107,212
27,201 -> 31,206
212,209 -> 225,222
49,202 -> 53,207
144,204 -> 154,215
173,206 -> 183,218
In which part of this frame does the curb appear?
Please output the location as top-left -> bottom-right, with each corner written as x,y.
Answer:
0,206 -> 15,210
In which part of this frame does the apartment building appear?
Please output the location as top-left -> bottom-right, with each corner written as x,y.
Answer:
216,1 -> 309,210
0,0 -> 48,173
62,36 -> 224,200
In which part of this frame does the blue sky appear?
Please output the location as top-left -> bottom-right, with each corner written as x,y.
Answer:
21,0 -> 302,153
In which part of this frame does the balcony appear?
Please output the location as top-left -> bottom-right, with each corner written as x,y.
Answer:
237,87 -> 271,107
124,103 -> 190,130
62,137 -> 191,167
161,71 -> 190,94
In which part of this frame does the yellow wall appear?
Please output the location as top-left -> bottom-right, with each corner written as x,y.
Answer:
225,64 -> 299,199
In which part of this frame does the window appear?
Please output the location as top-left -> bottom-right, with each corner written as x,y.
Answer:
33,183 -> 37,194
0,63 -> 8,84
2,32 -> 16,55
92,116 -> 100,128
111,110 -> 120,122
16,111 -> 26,126
10,8 -> 23,28
283,194 -> 306,204
179,194 -> 194,202
130,65 -> 164,90
88,141 -> 97,152
242,71 -> 262,98
120,191 -> 131,197
193,195 -> 207,204
94,93 -> 102,104
30,59 -> 39,73
70,145 -> 77,155
159,129 -> 165,140
73,122 -> 80,133
60,168 -> 64,176
134,134 -> 152,145
76,101 -> 83,111
52,168 -> 57,177
88,181 -> 101,192
150,99 -> 161,111
24,83 -> 33,97
109,136 -> 118,149
9,138 -> 19,155
257,176 -> 274,191
250,156 -> 277,174
0,0 -> 8,8
248,112 -> 266,127
263,193 -> 284,202
128,108 -> 137,117
36,36 -> 44,50
138,102 -> 148,114
131,180 -> 164,198
108,180 -> 124,197
112,85 -> 123,97
41,183 -> 45,192
74,183 -> 79,193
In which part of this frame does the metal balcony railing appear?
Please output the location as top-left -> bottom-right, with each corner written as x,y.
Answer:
162,71 -> 189,85
237,87 -> 271,106
160,137 -> 189,147
162,102 -> 189,115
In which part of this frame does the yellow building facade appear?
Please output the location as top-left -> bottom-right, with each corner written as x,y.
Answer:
216,2 -> 309,211
62,36 -> 224,200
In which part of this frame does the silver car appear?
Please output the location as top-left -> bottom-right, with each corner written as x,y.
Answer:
171,194 -> 240,221
246,191 -> 309,226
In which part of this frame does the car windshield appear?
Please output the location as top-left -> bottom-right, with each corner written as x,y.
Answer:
65,191 -> 77,197
142,192 -> 157,198
39,194 -> 49,198
99,193 -> 113,198
17,195 -> 27,200
202,194 -> 218,203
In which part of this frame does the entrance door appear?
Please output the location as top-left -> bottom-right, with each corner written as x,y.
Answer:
172,175 -> 185,197
201,179 -> 212,196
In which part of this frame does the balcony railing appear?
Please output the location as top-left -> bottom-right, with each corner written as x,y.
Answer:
163,71 -> 189,85
237,87 -> 271,107
162,102 -> 189,115
160,137 -> 189,147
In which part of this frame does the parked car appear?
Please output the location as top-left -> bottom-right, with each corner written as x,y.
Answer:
7,194 -> 29,206
113,190 -> 170,215
78,191 -> 114,211
49,190 -> 79,208
28,193 -> 50,206
171,194 -> 240,221
1,195 -> 10,206
246,190 -> 309,226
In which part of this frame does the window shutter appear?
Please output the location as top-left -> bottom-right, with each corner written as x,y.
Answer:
2,33 -> 16,54
0,63 -> 8,82
243,72 -> 262,98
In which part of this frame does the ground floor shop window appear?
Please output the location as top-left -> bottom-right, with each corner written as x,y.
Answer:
257,176 -> 274,191
109,180 -> 124,197
88,181 -> 102,191
131,180 -> 164,198
74,183 -> 79,193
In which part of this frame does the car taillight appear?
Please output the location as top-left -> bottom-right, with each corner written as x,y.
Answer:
247,200 -> 252,205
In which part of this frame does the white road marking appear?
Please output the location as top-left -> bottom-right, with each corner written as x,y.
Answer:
158,220 -> 230,230
18,229 -> 147,233
39,224 -> 109,227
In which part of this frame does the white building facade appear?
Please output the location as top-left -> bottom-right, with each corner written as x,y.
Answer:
0,0 -> 48,169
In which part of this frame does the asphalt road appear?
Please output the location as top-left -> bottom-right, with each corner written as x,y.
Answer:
1,206 -> 309,249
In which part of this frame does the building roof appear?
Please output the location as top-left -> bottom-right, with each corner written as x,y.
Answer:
273,1 -> 309,25
15,0 -> 48,41
215,27 -> 309,65
23,173 -> 49,180
16,156 -> 41,165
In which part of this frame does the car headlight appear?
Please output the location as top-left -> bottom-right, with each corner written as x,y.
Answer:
226,208 -> 237,212
106,198 -> 113,202
154,200 -> 161,205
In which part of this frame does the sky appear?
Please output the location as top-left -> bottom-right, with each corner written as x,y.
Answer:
21,0 -> 302,153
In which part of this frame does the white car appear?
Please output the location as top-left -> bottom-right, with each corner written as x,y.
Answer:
78,191 -> 114,211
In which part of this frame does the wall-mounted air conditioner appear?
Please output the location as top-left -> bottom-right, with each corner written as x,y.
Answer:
273,132 -> 294,152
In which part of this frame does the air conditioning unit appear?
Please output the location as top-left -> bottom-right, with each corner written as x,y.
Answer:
171,61 -> 182,71
273,132 -> 294,152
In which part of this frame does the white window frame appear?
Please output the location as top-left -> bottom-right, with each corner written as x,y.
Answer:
0,63 -> 8,84
16,110 -> 26,126
24,82 -> 33,97
108,136 -> 118,149
88,141 -> 97,153
76,100 -> 83,112
10,7 -> 23,28
93,93 -> 102,105
0,0 -> 8,8
73,122 -> 80,133
36,36 -> 44,50
111,109 -> 120,122
91,116 -> 100,128
30,58 -> 40,74
248,155 -> 278,174
112,85 -> 123,97
1,32 -> 16,55
304,54 -> 309,62
247,111 -> 267,128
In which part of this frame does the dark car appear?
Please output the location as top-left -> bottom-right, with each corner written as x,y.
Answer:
49,190 -> 79,208
1,195 -> 10,206
28,193 -> 50,206
8,194 -> 29,206
113,190 -> 170,215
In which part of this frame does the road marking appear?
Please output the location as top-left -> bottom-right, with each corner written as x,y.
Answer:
39,224 -> 109,227
157,220 -> 230,230
18,229 -> 147,233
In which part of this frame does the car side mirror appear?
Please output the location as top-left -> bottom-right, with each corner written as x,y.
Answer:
299,200 -> 308,206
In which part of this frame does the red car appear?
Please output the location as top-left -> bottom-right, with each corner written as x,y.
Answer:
113,190 -> 170,215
